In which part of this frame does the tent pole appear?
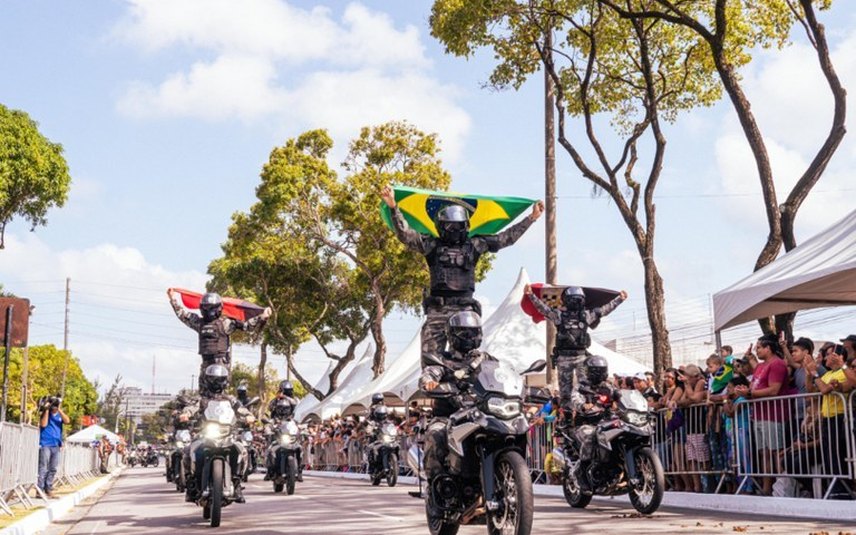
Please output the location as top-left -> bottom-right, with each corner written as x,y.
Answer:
715,331 -> 722,353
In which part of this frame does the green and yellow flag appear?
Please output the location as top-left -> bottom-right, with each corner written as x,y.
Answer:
380,185 -> 536,237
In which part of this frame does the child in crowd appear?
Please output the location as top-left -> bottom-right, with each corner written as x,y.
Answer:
723,375 -> 753,493
706,354 -> 732,479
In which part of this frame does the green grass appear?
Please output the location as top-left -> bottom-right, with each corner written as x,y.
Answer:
0,474 -> 108,529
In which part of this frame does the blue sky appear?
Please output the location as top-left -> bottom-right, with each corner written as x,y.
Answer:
2,1 -> 855,395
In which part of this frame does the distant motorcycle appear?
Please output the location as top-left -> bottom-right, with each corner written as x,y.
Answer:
170,430 -> 192,492
267,418 -> 301,495
144,448 -> 159,468
366,421 -> 400,487
559,388 -> 665,515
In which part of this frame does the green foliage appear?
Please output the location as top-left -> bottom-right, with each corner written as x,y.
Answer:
0,103 -> 71,249
95,374 -> 125,434
3,344 -> 98,427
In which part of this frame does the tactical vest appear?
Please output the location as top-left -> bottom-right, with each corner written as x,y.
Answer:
555,310 -> 591,351
426,241 -> 478,295
199,318 -> 229,356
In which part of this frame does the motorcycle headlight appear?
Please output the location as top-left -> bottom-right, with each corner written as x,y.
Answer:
382,434 -> 396,444
175,441 -> 185,448
487,397 -> 521,419
623,411 -> 648,427
203,423 -> 223,439
280,433 -> 295,446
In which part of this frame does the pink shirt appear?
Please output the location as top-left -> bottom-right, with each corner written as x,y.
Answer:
750,357 -> 789,422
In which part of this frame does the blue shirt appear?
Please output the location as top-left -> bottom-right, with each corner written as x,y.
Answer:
40,411 -> 64,447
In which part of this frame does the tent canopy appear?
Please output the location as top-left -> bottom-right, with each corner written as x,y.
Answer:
66,424 -> 122,445
714,209 -> 856,331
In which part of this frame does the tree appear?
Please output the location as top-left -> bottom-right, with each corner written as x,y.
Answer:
430,1 -> 720,374
210,123 -> 477,398
0,103 -> 71,249
595,0 -> 846,336
4,344 -> 97,426
96,374 -> 125,433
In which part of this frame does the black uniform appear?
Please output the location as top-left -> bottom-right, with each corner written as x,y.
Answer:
390,206 -> 534,367
418,349 -> 495,480
170,297 -> 267,395
265,396 -> 301,476
527,292 -> 624,410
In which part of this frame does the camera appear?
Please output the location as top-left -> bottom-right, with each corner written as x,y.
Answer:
39,395 -> 62,411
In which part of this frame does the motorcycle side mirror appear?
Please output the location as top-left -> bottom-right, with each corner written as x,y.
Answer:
525,386 -> 552,404
521,359 -> 548,375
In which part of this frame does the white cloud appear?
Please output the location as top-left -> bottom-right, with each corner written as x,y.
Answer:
112,1 -> 464,156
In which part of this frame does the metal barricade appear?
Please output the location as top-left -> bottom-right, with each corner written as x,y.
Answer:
733,391 -> 853,499
652,403 -> 731,493
526,422 -> 551,484
56,444 -> 99,486
0,422 -> 45,515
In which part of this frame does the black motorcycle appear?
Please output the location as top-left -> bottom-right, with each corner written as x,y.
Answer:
267,418 -> 301,495
366,421 -> 400,487
559,388 -> 665,515
194,399 -> 244,527
421,356 -> 546,535
170,429 -> 192,492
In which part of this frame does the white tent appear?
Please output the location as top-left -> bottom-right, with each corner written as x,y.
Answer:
66,424 -> 122,445
295,345 -> 375,421
302,268 -> 647,421
713,209 -> 856,331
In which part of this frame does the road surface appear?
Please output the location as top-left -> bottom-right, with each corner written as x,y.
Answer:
45,468 -> 851,535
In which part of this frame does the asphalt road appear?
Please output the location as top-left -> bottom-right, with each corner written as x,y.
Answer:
46,468 -> 852,535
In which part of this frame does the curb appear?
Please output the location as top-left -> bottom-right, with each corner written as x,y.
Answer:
0,470 -> 122,535
304,470 -> 856,522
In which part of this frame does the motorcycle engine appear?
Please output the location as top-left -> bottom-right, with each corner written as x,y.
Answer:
588,464 -> 621,490
431,476 -> 461,510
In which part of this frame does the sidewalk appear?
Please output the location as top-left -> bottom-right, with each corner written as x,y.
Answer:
0,471 -> 121,535
305,470 -> 856,522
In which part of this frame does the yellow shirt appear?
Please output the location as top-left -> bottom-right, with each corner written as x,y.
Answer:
820,369 -> 847,418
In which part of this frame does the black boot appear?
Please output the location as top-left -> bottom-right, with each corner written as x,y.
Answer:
233,481 -> 245,504
185,480 -> 197,503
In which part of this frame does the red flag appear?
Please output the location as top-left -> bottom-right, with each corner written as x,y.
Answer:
170,288 -> 265,322
521,284 -> 621,323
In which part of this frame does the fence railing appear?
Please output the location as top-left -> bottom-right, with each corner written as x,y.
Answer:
0,423 -> 118,516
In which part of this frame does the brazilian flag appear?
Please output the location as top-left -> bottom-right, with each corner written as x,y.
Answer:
380,185 -> 536,237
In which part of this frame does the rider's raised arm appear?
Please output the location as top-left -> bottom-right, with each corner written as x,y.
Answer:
391,205 -> 432,254
477,214 -> 535,254
526,292 -> 562,326
587,294 -> 625,329
419,364 -> 445,391
170,295 -> 202,331
232,311 -> 268,333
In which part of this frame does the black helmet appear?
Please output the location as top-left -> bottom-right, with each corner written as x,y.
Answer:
562,286 -> 585,311
446,311 -> 483,355
584,355 -> 609,385
236,383 -> 248,400
435,204 -> 470,244
371,393 -> 384,406
372,405 -> 389,422
202,364 -> 229,395
200,292 -> 223,321
279,380 -> 294,397
272,399 -> 293,419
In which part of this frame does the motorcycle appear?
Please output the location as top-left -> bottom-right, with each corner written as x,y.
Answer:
559,387 -> 665,515
236,430 -> 256,482
421,356 -> 546,535
127,451 -> 139,467
145,448 -> 160,468
267,418 -> 301,495
170,430 -> 192,492
193,399 -> 244,528
366,421 -> 400,487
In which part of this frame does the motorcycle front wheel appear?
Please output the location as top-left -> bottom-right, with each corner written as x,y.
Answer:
386,453 -> 398,488
488,451 -> 533,535
425,500 -> 459,535
628,447 -> 664,515
210,459 -> 224,527
286,456 -> 297,495
562,466 -> 592,509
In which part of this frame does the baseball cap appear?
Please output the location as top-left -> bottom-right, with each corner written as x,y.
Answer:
633,372 -> 647,381
839,334 -> 856,344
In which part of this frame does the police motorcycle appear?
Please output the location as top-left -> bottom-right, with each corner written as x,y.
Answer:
145,447 -> 160,468
559,386 -> 664,515
421,354 -> 547,535
365,406 -> 400,487
233,397 -> 260,482
265,416 -> 302,495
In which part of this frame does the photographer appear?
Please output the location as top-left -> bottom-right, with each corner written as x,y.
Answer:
38,396 -> 70,498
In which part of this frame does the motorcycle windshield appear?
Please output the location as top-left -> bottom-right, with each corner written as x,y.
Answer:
381,423 -> 398,437
203,400 -> 236,425
280,419 -> 299,436
176,430 -> 192,443
476,360 -> 523,397
618,389 -> 648,412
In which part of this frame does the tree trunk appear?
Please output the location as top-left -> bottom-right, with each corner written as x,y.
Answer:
286,344 -> 324,401
370,286 -> 387,378
257,341 -> 268,418
642,256 -> 671,377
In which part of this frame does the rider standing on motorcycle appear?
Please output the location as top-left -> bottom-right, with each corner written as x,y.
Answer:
524,284 -> 626,414
181,364 -> 255,503
570,355 -> 617,492
419,311 -> 493,482
168,289 -> 271,397
381,186 -> 543,368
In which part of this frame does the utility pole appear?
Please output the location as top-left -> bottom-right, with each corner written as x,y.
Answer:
60,277 -> 71,398
544,28 -> 558,388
